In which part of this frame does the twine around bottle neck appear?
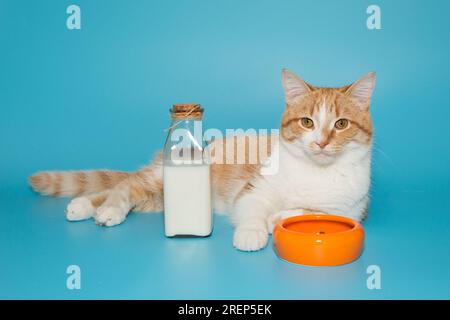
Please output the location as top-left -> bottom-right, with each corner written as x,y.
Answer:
164,104 -> 203,132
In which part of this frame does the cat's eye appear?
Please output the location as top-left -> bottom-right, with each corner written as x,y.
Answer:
335,119 -> 349,130
300,117 -> 314,129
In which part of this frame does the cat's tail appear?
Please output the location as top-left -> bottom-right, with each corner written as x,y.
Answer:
28,170 -> 130,197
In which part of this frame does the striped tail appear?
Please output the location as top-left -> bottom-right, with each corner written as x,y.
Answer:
28,170 -> 130,197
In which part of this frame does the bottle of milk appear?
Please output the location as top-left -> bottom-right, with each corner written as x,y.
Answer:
163,104 -> 212,237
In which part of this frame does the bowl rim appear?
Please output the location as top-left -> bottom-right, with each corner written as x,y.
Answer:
278,214 -> 362,237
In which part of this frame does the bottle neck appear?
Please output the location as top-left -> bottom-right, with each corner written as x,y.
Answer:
164,119 -> 205,166
167,118 -> 203,134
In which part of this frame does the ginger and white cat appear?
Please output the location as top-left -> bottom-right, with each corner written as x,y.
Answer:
29,69 -> 375,251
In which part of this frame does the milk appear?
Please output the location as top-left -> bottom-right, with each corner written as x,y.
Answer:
163,164 -> 212,237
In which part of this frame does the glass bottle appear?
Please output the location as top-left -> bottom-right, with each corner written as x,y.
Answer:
163,104 -> 212,237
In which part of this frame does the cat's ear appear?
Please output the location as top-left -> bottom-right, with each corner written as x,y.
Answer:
345,72 -> 376,110
282,69 -> 312,105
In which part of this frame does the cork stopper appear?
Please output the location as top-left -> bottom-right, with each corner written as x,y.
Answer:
170,103 -> 203,120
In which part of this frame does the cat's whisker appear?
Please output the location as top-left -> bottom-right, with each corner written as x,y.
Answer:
372,143 -> 396,166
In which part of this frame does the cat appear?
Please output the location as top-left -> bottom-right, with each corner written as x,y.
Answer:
29,69 -> 375,251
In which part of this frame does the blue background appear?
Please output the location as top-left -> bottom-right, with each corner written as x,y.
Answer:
1,0 -> 450,299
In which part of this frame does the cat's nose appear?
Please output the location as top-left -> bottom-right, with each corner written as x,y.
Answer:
315,141 -> 329,149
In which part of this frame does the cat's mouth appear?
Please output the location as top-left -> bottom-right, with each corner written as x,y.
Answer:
308,148 -> 338,164
281,139 -> 339,165
311,148 -> 335,157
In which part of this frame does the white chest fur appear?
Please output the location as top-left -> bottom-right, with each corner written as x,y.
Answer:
264,142 -> 371,219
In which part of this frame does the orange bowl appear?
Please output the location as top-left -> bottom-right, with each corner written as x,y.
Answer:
273,214 -> 365,266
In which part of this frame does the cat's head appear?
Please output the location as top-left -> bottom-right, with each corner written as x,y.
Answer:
280,69 -> 375,165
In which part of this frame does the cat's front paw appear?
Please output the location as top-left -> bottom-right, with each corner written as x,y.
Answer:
66,197 -> 95,221
233,227 -> 268,252
95,206 -> 127,227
